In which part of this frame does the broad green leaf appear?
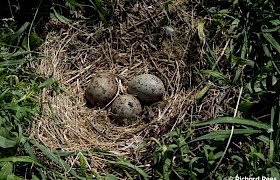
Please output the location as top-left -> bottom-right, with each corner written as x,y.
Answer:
177,137 -> 189,154
267,167 -> 279,179
218,9 -> 229,14
189,129 -> 263,143
231,155 -> 243,163
163,158 -> 171,179
191,117 -> 270,130
270,19 -> 280,26
213,151 -> 223,160
0,135 -> 18,148
0,162 -> 13,180
208,151 -> 215,160
263,33 -> 280,54
239,101 -> 254,113
0,126 -> 19,148
253,152 -> 265,161
29,32 -> 43,48
6,174 -> 22,180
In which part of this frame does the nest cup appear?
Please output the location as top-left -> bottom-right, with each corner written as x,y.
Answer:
30,0 -> 215,176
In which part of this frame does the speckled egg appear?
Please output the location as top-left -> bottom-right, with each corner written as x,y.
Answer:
111,94 -> 142,120
128,74 -> 165,103
86,73 -> 118,106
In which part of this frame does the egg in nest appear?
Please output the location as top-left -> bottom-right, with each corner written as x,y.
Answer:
86,73 -> 118,106
128,74 -> 165,103
111,94 -> 142,124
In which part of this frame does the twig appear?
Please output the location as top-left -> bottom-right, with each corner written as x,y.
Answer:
212,39 -> 230,71
212,86 -> 243,173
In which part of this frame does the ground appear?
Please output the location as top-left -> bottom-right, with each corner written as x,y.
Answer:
30,0 -> 237,177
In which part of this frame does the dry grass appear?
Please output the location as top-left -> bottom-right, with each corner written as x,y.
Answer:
30,0 -> 234,176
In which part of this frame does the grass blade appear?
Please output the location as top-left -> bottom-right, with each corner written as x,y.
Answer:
191,117 -> 270,130
23,140 -> 38,161
195,82 -> 213,100
256,135 -> 270,144
263,33 -> 280,54
268,140 -> 274,165
189,129 -> 263,143
29,139 -> 83,179
51,9 -> 71,24
0,156 -> 45,168
106,160 -> 149,180
0,59 -> 29,66
65,0 -> 85,7
6,22 -> 30,43
198,70 -> 230,84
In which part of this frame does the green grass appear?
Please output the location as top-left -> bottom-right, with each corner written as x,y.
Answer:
0,0 -> 279,179
0,23 -> 138,180
0,3 -> 148,178
143,0 -> 280,179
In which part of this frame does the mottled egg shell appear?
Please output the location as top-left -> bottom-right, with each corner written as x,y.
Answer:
111,94 -> 142,120
86,73 -> 118,106
128,74 -> 165,103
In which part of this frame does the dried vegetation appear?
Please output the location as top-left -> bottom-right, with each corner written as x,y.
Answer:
31,0 -> 233,175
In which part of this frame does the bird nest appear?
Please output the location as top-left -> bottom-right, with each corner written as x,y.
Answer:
30,0 -> 231,176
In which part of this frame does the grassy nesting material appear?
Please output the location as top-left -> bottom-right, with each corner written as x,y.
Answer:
31,0 -> 229,175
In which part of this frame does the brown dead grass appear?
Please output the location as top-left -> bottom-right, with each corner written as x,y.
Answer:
30,0 -> 233,177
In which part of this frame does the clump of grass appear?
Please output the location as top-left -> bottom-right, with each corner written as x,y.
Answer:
2,0 -> 279,179
0,19 -> 68,178
144,0 -> 280,179
0,1 -> 149,179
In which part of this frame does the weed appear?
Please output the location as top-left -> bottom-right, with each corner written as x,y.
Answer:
62,0 -> 116,25
147,0 -> 280,179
